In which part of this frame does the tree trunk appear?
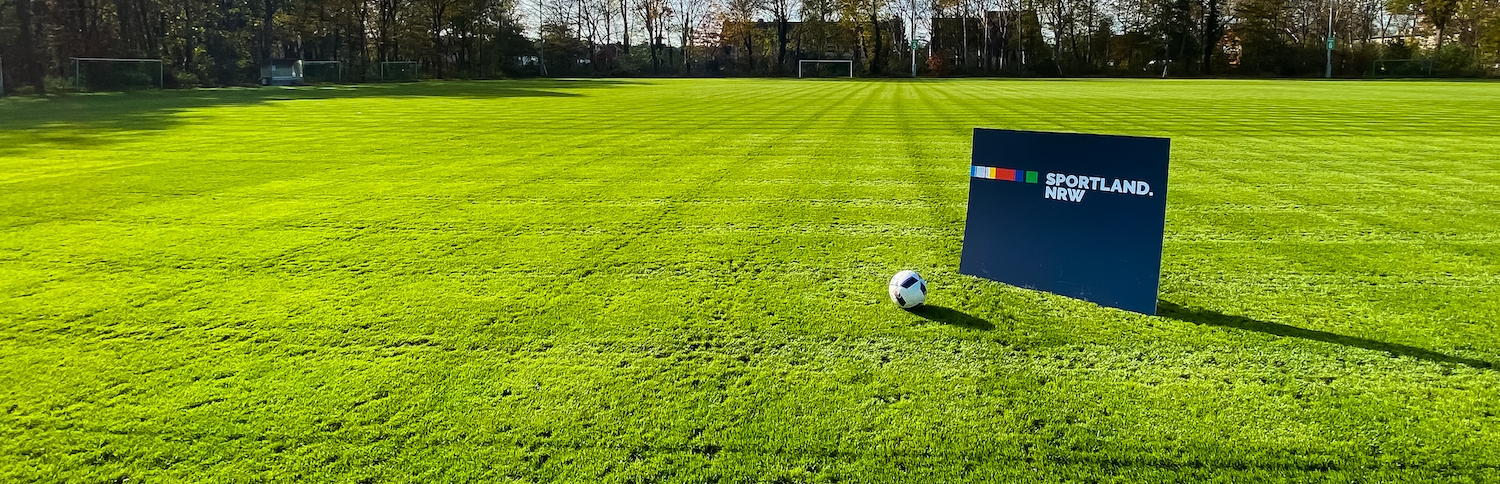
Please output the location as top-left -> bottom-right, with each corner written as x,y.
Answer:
432,2 -> 447,77
621,0 -> 630,54
263,0 -> 277,62
961,9 -> 969,70
870,0 -> 882,74
744,29 -> 753,72
645,11 -> 658,73
681,19 -> 691,73
1202,0 -> 1219,74
981,10 -> 990,71
776,14 -> 788,74
357,6 -> 370,80
15,0 -> 46,93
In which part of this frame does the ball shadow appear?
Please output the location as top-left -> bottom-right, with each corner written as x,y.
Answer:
909,305 -> 995,331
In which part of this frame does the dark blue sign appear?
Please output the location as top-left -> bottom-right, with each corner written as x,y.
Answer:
960,129 -> 1170,314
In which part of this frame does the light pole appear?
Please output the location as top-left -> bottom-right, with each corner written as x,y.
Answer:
1325,0 -> 1334,78
910,39 -> 917,77
910,0 -> 918,77
537,0 -> 548,76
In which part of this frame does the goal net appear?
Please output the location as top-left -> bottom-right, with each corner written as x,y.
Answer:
72,58 -> 163,91
799,60 -> 854,78
379,61 -> 419,82
303,61 -> 344,83
1368,59 -> 1433,78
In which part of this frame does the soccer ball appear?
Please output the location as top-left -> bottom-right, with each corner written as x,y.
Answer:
888,270 -> 928,309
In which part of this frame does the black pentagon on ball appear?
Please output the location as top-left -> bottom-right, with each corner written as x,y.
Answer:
895,294 -> 906,306
920,282 -> 926,295
901,277 -> 918,288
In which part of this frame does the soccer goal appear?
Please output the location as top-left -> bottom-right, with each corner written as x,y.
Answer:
303,60 -> 344,83
72,57 -> 163,91
1368,59 -> 1433,78
379,61 -> 419,82
799,59 -> 854,78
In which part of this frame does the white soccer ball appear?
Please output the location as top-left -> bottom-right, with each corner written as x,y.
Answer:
888,270 -> 928,309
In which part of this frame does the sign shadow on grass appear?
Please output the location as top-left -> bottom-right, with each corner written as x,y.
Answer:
1158,301 -> 1492,370
909,305 -> 995,331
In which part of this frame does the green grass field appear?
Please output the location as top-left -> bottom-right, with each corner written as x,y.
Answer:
3,79 -> 1499,482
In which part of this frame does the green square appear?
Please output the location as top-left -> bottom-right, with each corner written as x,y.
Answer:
1025,171 -> 1038,183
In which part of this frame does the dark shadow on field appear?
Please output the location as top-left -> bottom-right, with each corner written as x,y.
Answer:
0,79 -> 634,156
1158,301 -> 1493,370
910,305 -> 995,330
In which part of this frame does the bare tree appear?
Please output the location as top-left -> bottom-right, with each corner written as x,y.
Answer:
724,0 -> 760,71
419,0 -> 458,75
672,0 -> 710,72
635,0 -> 671,72
620,0 -> 631,53
764,0 -> 794,73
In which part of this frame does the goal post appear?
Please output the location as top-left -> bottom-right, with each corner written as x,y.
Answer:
799,60 -> 854,78
379,61 -> 419,82
302,60 -> 344,83
72,57 -> 163,91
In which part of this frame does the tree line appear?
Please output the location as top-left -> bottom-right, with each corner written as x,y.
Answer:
1,0 -> 1496,93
